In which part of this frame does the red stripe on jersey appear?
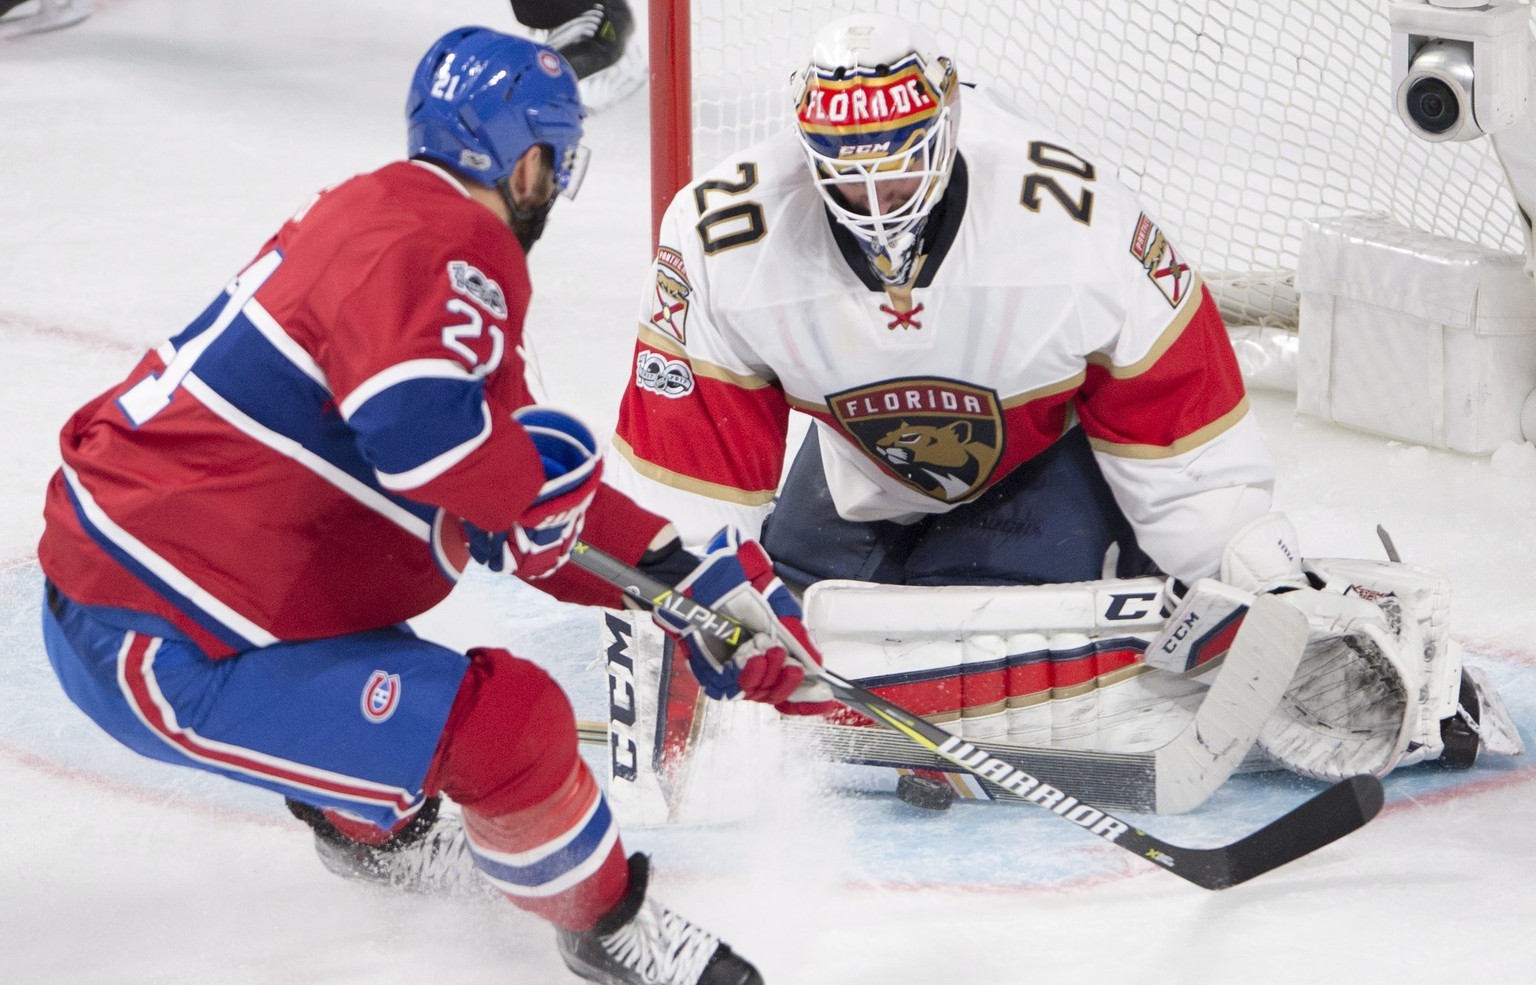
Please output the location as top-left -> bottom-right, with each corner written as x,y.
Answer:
118,632 -> 417,812
615,340 -> 790,496
1076,288 -> 1245,449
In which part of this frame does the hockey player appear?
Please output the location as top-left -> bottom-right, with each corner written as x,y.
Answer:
510,0 -> 643,110
605,14 -> 1521,786
34,25 -> 828,985
611,12 -> 1266,596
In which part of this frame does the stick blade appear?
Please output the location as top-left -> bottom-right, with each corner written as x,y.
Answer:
1154,593 -> 1310,814
1202,774 -> 1385,889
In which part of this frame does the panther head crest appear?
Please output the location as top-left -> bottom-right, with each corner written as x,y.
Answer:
874,420 -> 987,500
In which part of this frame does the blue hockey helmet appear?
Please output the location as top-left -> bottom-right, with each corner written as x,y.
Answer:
407,26 -> 590,199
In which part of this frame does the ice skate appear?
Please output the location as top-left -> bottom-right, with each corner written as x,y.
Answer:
557,854 -> 763,985
0,0 -> 92,40
542,1 -> 644,111
286,796 -> 495,900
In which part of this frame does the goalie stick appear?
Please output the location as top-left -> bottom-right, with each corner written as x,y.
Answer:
569,541 -> 1385,889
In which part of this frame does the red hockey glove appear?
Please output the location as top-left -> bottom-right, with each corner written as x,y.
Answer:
464,407 -> 601,581
651,528 -> 837,716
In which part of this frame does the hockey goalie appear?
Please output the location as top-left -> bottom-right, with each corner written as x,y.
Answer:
594,14 -> 1524,819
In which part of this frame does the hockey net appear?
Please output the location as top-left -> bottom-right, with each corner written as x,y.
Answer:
648,0 -> 1529,329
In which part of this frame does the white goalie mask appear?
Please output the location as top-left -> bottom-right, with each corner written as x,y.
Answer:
792,16 -> 961,286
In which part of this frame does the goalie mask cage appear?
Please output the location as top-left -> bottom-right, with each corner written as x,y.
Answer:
647,0 -> 1530,329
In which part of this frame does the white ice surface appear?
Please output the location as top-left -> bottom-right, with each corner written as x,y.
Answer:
3,2 -> 1536,982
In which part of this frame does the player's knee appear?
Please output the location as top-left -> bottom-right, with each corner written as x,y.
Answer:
428,646 -> 581,816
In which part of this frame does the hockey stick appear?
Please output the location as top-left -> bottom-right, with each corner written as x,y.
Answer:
574,715 -> 1280,810
593,580 -> 1299,813
569,541 -> 1385,889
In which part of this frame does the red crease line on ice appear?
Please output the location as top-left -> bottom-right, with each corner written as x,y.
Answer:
0,312 -> 143,355
0,741 -> 290,830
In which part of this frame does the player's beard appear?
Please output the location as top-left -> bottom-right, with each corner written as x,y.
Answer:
499,181 -> 557,254
510,197 -> 555,253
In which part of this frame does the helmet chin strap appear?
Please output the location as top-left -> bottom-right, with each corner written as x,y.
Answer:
497,179 -> 556,253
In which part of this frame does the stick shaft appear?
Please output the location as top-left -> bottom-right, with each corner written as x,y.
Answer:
568,541 -> 1383,889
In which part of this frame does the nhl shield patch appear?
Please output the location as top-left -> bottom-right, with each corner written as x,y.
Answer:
829,378 -> 1003,503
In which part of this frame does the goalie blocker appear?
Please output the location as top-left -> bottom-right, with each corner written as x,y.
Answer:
599,555 -> 1520,820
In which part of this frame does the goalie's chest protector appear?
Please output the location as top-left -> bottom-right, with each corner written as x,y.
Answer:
686,98 -> 1183,517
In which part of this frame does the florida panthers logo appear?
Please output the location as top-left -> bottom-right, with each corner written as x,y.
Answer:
874,420 -> 994,499
829,378 -> 1003,503
650,246 -> 691,343
1129,213 -> 1191,308
362,670 -> 402,724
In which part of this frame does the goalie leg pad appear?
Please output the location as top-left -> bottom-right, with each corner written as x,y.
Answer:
601,609 -> 784,826
804,577 -> 1205,751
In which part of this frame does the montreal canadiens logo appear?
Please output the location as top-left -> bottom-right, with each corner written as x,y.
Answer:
538,50 -> 563,77
362,670 -> 402,723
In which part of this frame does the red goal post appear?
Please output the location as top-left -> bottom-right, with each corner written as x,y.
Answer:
645,0 -> 1527,329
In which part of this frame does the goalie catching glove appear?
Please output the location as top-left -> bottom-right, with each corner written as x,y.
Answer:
1149,513 -> 1522,781
462,407 -> 601,581
648,527 -> 837,716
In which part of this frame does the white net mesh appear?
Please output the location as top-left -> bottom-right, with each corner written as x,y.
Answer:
684,0 -> 1528,327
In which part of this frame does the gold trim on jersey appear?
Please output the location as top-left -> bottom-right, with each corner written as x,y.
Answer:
635,324 -> 774,389
784,392 -> 829,414
999,371 -> 1086,409
612,434 -> 778,505
1084,273 -> 1205,380
1087,396 -> 1250,460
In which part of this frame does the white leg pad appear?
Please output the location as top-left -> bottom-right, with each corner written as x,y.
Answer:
803,577 -> 1205,752
599,608 -> 790,826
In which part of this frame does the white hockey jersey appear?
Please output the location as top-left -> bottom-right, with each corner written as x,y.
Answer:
609,89 -> 1275,582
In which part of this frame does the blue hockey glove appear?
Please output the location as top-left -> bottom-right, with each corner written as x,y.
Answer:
652,527 -> 836,716
465,406 -> 602,581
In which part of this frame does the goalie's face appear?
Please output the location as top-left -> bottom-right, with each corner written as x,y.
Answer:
794,46 -> 959,285
825,157 -> 927,219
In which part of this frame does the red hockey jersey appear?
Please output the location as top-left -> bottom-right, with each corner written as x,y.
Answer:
40,160 -> 662,656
